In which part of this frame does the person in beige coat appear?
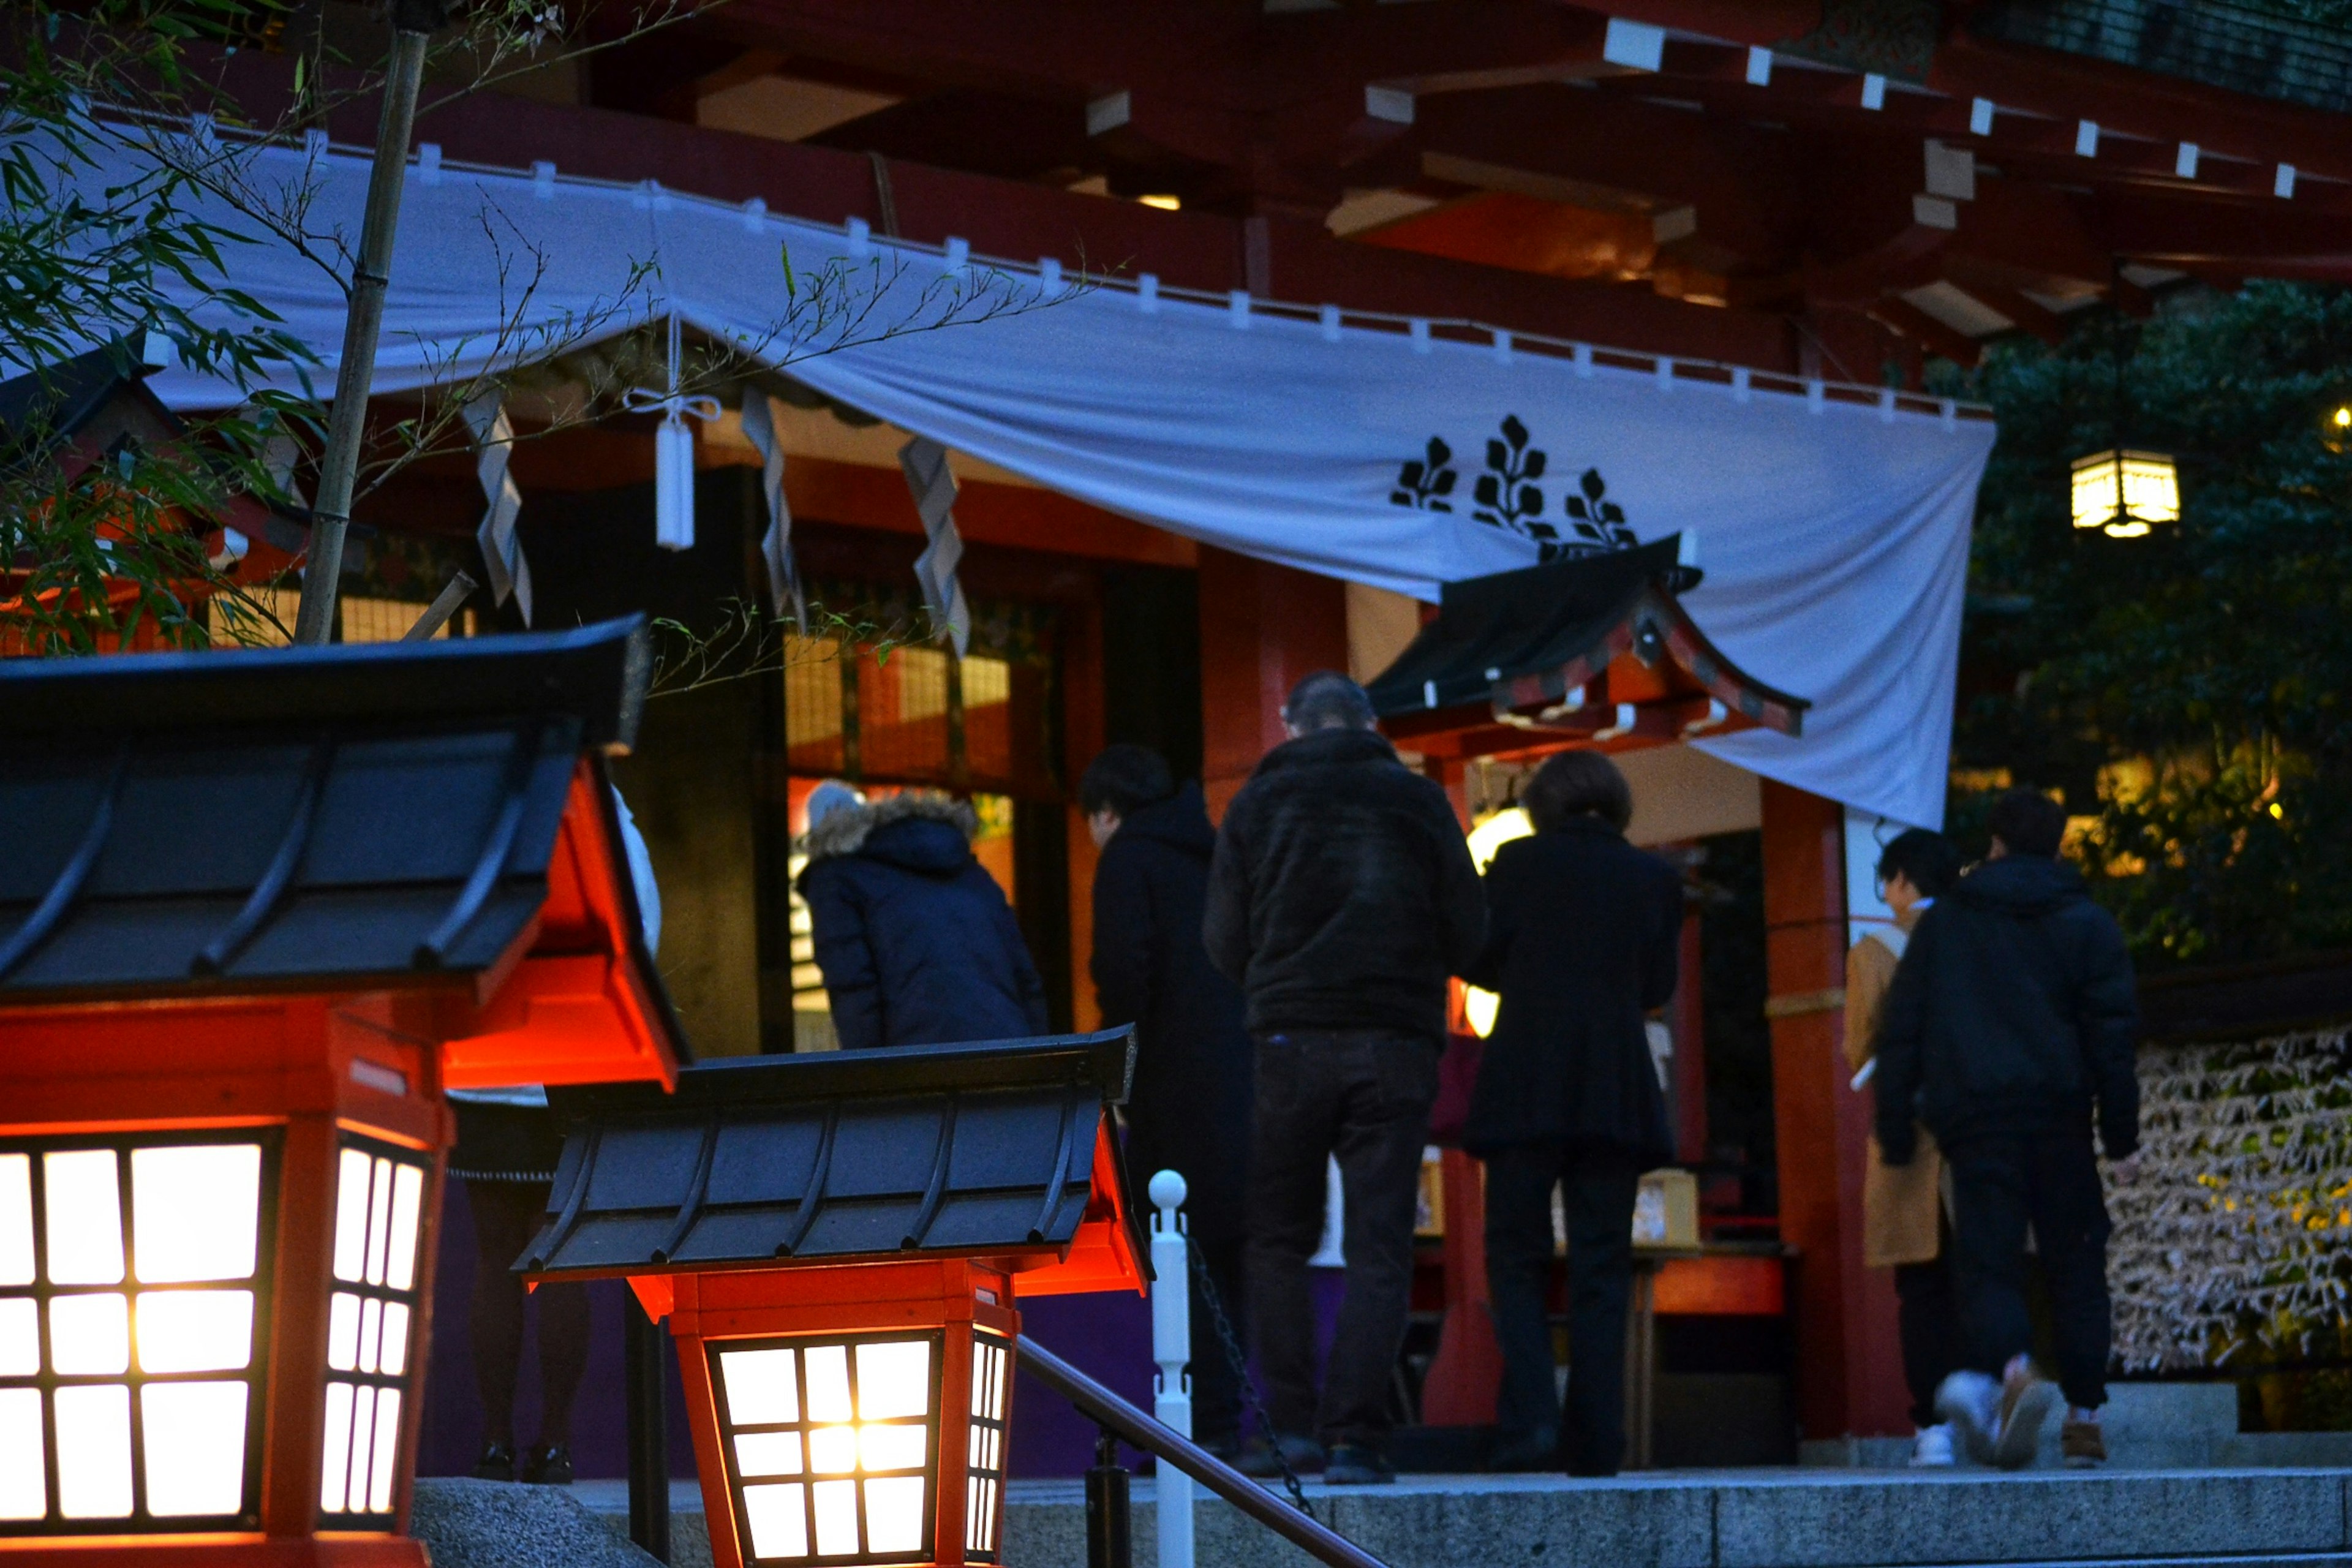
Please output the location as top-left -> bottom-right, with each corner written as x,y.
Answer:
1845,827 -> 1964,1466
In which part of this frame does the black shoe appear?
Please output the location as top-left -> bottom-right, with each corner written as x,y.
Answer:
521,1442 -> 573,1485
1324,1444 -> 1395,1485
1236,1432 -> 1325,1478
1488,1427 -> 1560,1472
469,1440 -> 516,1482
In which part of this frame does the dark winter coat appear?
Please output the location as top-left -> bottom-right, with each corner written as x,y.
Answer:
1460,817 -> 1683,1164
1873,854 -> 2139,1164
1091,783 -> 1254,1243
1204,726 -> 1485,1044
797,794 -> 1050,1053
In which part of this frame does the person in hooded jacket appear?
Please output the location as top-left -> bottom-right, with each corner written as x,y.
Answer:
797,782 -> 1050,1052
1461,750 -> 1682,1477
1874,788 -> 2139,1471
1082,744 -> 1256,1455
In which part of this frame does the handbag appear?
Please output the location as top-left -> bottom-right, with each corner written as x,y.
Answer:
1427,1030 -> 1485,1148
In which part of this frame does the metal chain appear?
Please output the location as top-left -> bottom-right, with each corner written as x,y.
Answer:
1185,1236 -> 1311,1514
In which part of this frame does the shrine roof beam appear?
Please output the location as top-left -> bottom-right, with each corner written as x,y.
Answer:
1867,294 -> 1983,369
1926,28 -> 2352,190
251,54 -> 1804,372
1592,1 -> 2352,188
690,0 -> 2352,199
1938,279 -> 2072,347
1408,84 -> 1802,266
1581,66 -> 2352,220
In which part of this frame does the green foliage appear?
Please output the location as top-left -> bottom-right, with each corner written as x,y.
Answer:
1943,282 -> 2352,967
0,0 -> 322,653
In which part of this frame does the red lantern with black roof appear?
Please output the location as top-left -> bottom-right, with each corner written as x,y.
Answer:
524,1033 -> 1147,1568
0,617 -> 684,1566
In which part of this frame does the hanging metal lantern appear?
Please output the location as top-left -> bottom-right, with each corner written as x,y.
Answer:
2070,448 -> 2179,538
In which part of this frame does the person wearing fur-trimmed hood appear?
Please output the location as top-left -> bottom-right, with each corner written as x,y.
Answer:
797,785 -> 1050,1052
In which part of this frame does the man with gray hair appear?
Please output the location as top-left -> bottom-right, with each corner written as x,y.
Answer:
1205,669 -> 1485,1484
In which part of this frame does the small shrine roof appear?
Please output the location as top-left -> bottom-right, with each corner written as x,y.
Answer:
0,617 -> 653,1000
1367,536 -> 1703,717
523,1032 -> 1142,1278
1365,535 -> 1808,761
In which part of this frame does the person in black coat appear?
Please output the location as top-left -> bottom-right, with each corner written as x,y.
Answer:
1082,745 -> 1255,1453
1462,750 -> 1681,1477
798,788 -> 1050,1052
1205,671 -> 1485,1485
1874,788 -> 2139,1469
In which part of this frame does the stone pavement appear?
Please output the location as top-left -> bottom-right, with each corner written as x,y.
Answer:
446,1465 -> 2352,1568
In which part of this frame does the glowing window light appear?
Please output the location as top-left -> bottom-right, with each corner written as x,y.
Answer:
141,1381 -> 247,1517
0,1158 -> 31,1287
712,1334 -> 943,1566
0,1134 -> 275,1536
54,1385 -> 132,1518
135,1291 -> 254,1374
316,1136 -> 430,1526
1463,807 -> 1536,1039
44,1151 -> 124,1285
0,1301 -> 33,1378
0,1389 -> 42,1521
50,1294 -> 130,1376
2070,448 -> 2179,538
132,1144 -> 261,1283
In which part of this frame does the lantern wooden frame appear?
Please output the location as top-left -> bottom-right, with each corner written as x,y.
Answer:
0,619 -> 686,1565
526,1034 -> 1148,1568
669,1262 -> 1019,1568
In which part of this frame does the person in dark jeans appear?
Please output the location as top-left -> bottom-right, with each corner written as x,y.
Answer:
1461,752 -> 1682,1476
1082,744 -> 1256,1456
1874,789 -> 2139,1469
449,783 -> 663,1486
1205,671 -> 1484,1485
452,1116 -> 591,1485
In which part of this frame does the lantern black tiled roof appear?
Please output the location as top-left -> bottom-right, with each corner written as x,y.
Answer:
522,1032 -> 1142,1275
1363,532 -> 1804,730
0,617 -> 652,1001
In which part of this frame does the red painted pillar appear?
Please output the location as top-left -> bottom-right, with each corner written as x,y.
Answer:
1196,546 -> 1348,820
1762,780 -> 1907,1441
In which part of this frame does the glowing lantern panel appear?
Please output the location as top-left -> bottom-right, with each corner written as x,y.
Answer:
0,1135 -> 273,1534
711,1332 -> 970,1566
318,1139 -> 429,1524
2070,448 -> 2179,538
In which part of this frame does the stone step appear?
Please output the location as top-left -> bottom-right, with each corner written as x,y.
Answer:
1003,1469 -> 2352,1568
528,1467 -> 2352,1568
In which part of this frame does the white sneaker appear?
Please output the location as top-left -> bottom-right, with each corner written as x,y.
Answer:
1909,1423 -> 1957,1468
1935,1371 -> 2000,1464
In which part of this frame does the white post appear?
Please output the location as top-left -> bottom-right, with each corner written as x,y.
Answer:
1149,1169 -> 1195,1568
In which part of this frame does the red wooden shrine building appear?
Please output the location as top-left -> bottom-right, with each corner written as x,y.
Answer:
178,0 -> 2352,1449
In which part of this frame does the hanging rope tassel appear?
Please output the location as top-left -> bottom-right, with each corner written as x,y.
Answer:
898,435 -> 971,658
625,314 -> 718,552
462,389 -> 532,625
737,391 -> 807,628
